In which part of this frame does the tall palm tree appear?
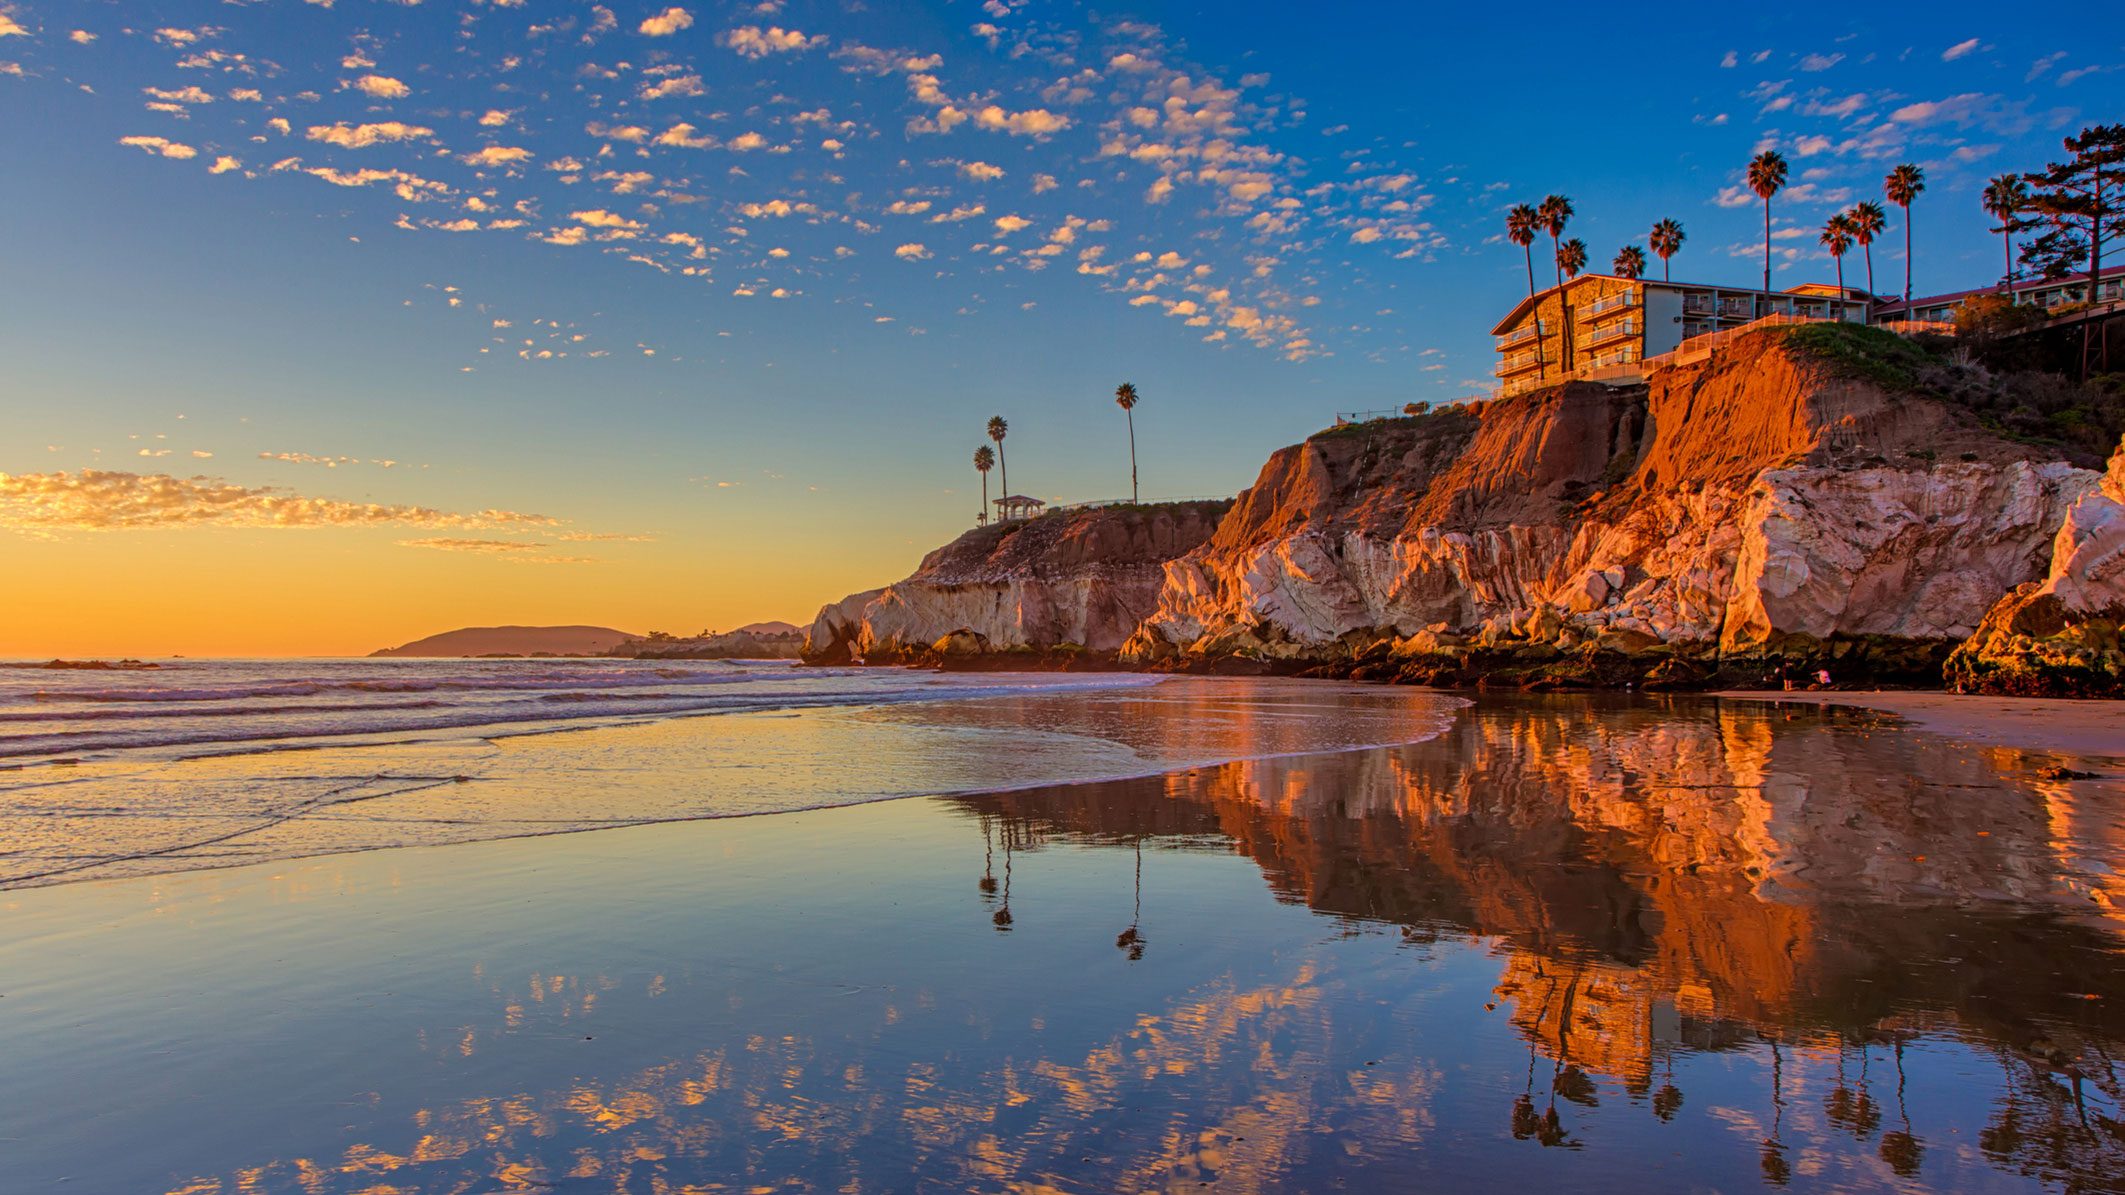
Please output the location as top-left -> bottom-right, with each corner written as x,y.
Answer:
1649,218 -> 1685,281
1558,238 -> 1588,280
1747,149 -> 1790,292
1981,173 -> 2028,292
1506,203 -> 1540,298
1113,382 -> 1139,503
1537,194 -> 1574,289
973,444 -> 995,523
1538,196 -> 1574,372
1820,213 -> 1855,297
1612,244 -> 1647,280
1848,201 -> 1886,297
986,415 -> 1008,504
1884,163 -> 1926,303
1556,238 -> 1588,369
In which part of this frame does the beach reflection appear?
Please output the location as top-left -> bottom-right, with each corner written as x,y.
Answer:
15,695 -> 2124,1193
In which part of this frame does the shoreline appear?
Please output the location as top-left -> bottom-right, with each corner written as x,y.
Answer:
1711,688 -> 2125,760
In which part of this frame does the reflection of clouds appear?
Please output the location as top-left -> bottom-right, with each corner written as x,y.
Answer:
138,696 -> 2125,1193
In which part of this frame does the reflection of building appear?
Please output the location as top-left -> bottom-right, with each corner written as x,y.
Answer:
1873,261 -> 2125,325
1490,276 -> 1869,396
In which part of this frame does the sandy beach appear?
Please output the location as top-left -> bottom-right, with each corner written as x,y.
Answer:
1713,690 -> 2125,760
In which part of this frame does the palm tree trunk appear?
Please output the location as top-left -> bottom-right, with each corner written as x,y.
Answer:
1523,245 -> 1534,298
1762,199 -> 1773,293
2001,227 -> 2012,292
1864,244 -> 1875,297
1834,254 -> 1843,298
981,472 -> 989,522
1550,235 -> 1561,289
998,445 -> 1007,505
1903,206 -> 1913,303
1662,254 -> 1670,282
1126,408 -> 1137,503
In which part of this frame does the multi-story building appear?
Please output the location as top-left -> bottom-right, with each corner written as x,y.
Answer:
1872,262 -> 2125,325
1490,275 -> 1869,395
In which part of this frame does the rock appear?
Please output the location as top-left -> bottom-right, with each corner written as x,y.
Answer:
1949,434 -> 2125,696
1121,330 -> 2099,687
802,503 -> 1229,665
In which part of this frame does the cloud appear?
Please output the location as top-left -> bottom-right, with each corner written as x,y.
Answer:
397,538 -> 591,563
722,25 -> 823,58
993,214 -> 1031,233
209,155 -> 240,174
0,470 -> 558,533
1940,38 -> 1981,62
461,144 -> 533,167
306,121 -> 433,148
894,242 -> 930,259
479,109 -> 511,127
638,7 -> 693,36
958,160 -> 1004,181
641,73 -> 705,100
353,74 -> 410,99
1798,52 -> 1844,71
117,135 -> 199,160
971,104 -> 1069,137
571,209 -> 644,230
0,14 -> 29,37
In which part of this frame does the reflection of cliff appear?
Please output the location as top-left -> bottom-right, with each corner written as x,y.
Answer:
958,696 -> 2125,1138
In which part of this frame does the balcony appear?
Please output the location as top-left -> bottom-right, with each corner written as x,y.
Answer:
1495,350 -> 1546,377
1494,320 -> 1547,350
1580,320 -> 1640,349
1579,290 -> 1640,318
1682,294 -> 1718,315
1718,298 -> 1755,319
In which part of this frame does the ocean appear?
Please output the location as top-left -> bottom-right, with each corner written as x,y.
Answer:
0,658 -> 1459,888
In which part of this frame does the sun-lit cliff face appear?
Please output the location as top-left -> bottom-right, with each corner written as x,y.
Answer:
808,327 -> 2114,688
804,499 -> 1229,665
1124,329 -> 2098,685
1951,432 -> 2125,695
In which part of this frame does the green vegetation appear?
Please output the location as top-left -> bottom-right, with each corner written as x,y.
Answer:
1776,317 -> 2125,460
1776,322 -> 1940,390
1309,403 -> 1478,442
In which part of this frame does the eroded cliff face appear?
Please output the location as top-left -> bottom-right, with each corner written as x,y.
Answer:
1122,330 -> 2099,686
1949,433 -> 2125,695
803,501 -> 1229,665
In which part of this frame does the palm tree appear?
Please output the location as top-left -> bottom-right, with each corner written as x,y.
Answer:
1556,238 -> 1588,369
1820,213 -> 1855,297
1981,173 -> 2028,292
1848,201 -> 1887,297
1747,149 -> 1790,292
1558,238 -> 1588,280
1506,203 -> 1540,297
1537,194 -> 1574,289
1884,163 -> 1926,303
1612,244 -> 1647,280
973,444 -> 995,523
1649,218 -> 1685,281
1538,196 -> 1574,371
986,415 -> 1008,505
1113,382 -> 1139,503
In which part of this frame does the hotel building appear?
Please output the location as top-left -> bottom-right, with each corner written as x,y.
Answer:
1490,275 -> 1870,395
1873,262 -> 2125,325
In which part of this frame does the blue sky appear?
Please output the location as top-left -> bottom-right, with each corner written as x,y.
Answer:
0,1 -> 2119,653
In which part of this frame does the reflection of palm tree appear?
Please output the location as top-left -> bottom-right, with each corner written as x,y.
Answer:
1761,1038 -> 1792,1186
978,814 -> 998,895
1115,837 -> 1146,960
1879,1037 -> 1925,1176
1652,1055 -> 1683,1122
992,832 -> 1013,929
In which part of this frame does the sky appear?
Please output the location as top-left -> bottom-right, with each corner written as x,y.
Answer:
0,1 -> 2119,656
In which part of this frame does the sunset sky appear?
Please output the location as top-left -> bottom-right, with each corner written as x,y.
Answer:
2,0 -> 2117,656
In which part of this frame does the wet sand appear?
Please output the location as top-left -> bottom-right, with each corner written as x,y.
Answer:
4,693 -> 2123,1192
1714,690 -> 2125,761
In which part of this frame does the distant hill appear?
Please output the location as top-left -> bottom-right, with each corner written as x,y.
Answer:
370,625 -> 640,658
731,620 -> 800,636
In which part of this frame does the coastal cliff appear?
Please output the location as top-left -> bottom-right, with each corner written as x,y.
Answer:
804,500 -> 1230,666
809,326 -> 2118,689
1949,432 -> 2125,696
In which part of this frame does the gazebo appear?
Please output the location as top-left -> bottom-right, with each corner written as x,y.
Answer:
993,495 -> 1046,523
